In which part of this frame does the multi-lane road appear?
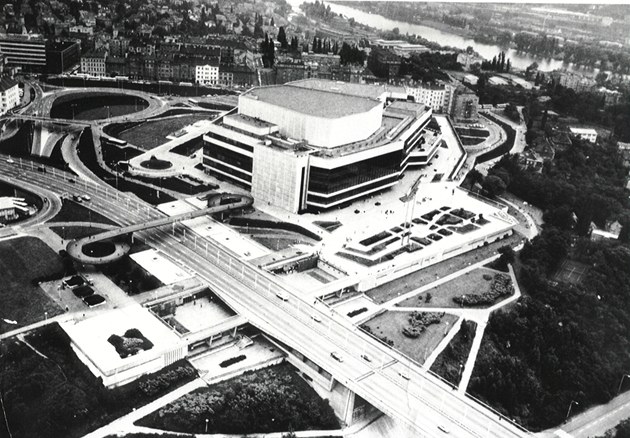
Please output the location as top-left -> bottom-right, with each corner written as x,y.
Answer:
0,156 -> 533,438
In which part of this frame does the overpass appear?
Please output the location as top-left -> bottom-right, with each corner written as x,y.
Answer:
1,158 -> 533,438
66,193 -> 253,264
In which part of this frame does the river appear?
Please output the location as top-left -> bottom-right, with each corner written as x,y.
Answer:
286,0 -> 587,73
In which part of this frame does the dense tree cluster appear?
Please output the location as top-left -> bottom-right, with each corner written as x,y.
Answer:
0,324 -> 197,438
299,0 -> 336,21
481,51 -> 511,73
338,42 -> 365,65
488,139 -> 629,234
260,33 -> 275,68
470,230 -> 630,429
398,52 -> 461,83
138,364 -> 338,434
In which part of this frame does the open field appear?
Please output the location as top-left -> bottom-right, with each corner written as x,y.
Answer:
117,115 -> 212,150
361,311 -> 458,365
0,237 -> 66,332
396,267 -> 509,308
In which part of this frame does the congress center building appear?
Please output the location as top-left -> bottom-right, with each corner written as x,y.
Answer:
202,79 -> 444,213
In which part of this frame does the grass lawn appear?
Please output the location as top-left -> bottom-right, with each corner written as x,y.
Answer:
233,226 -> 317,251
430,320 -> 477,386
0,323 -> 198,438
117,115 -> 212,150
365,232 -> 522,304
396,267 -> 503,309
50,200 -> 119,226
361,311 -> 458,365
0,237 -> 66,332
135,363 -> 339,434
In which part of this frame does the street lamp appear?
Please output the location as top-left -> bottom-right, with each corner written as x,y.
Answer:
565,400 -> 578,423
618,374 -> 630,394
205,418 -> 209,433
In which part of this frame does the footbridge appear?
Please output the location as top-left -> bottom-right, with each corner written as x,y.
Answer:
66,193 -> 253,264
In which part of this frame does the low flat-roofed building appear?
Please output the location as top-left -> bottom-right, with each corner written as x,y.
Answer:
569,127 -> 597,143
60,307 -> 186,387
203,79 -> 437,213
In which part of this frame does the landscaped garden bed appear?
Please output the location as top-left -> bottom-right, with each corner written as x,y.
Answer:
360,311 -> 458,364
452,273 -> 514,307
135,363 -> 339,434
421,209 -> 441,221
108,328 -> 154,358
359,231 -> 392,247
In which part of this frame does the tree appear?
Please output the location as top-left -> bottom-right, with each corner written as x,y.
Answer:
482,175 -> 506,198
277,26 -> 288,50
496,245 -> 515,271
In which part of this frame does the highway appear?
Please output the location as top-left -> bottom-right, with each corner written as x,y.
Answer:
0,155 -> 533,438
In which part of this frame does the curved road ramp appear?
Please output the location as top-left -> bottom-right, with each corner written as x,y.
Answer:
66,193 -> 253,264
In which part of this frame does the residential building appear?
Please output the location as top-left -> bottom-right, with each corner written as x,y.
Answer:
569,127 -> 597,143
195,61 -> 219,85
202,79 -> 436,213
367,46 -> 401,81
371,39 -> 429,57
0,77 -> 20,115
80,49 -> 107,76
406,83 -> 454,113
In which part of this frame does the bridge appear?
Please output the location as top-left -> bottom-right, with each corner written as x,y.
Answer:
1,158 -> 533,438
66,193 -> 253,264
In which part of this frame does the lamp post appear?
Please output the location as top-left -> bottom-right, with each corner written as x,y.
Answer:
618,374 -> 630,394
204,418 -> 209,433
565,400 -> 578,423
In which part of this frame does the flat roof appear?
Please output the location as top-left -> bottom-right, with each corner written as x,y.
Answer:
226,113 -> 275,129
570,127 -> 597,135
61,307 -> 182,375
288,78 -> 406,100
130,249 -> 193,285
245,84 -> 382,119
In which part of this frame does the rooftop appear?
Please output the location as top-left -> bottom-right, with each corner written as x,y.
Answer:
289,78 -> 406,101
244,84 -> 382,119
0,77 -> 18,92
569,127 -> 598,135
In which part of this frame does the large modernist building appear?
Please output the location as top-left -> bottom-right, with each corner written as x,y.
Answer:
203,79 -> 442,213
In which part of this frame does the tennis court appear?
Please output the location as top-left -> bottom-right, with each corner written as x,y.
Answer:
553,259 -> 589,285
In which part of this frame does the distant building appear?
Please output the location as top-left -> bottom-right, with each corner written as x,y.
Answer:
551,70 -> 596,92
80,49 -> 107,76
367,46 -> 401,81
451,87 -> 479,122
569,127 -> 597,143
463,74 -> 478,86
46,40 -> 81,74
371,39 -> 429,57
0,77 -> 20,115
0,197 -> 28,223
405,84 -> 454,113
195,62 -> 219,85
0,34 -> 47,72
591,221 -> 621,241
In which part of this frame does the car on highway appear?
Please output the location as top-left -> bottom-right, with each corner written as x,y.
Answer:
438,425 -> 451,434
398,371 -> 410,380
6,158 -> 14,164
68,178 -> 76,183
311,313 -> 322,323
82,195 -> 91,202
330,351 -> 344,362
275,291 -> 289,301
361,354 -> 372,362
